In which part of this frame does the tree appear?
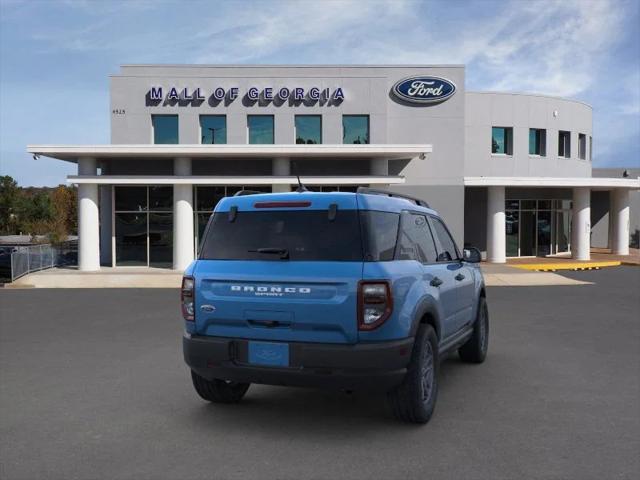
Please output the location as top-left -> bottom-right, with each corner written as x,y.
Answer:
0,176 -> 20,234
48,185 -> 77,244
19,190 -> 54,237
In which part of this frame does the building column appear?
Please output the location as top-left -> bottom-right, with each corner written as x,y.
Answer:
611,189 -> 630,255
572,187 -> 591,261
78,157 -> 100,271
371,159 -> 388,176
371,159 -> 389,188
173,157 -> 194,271
486,186 -> 506,263
272,157 -> 290,193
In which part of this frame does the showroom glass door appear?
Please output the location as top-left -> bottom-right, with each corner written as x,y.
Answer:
555,210 -> 571,254
537,210 -> 553,256
114,186 -> 173,267
519,210 -> 536,256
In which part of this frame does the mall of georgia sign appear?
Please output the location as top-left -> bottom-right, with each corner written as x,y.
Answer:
391,76 -> 456,104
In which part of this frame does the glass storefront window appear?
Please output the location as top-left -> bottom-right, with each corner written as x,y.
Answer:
556,211 -> 571,253
505,198 -> 572,258
248,115 -> 274,144
295,115 -> 322,144
115,186 -> 146,212
554,199 -> 572,209
152,115 -> 179,144
114,186 -> 174,267
200,115 -> 227,144
196,186 -> 225,211
520,211 -> 536,256
149,213 -> 173,267
537,211 -> 552,256
529,128 -> 546,156
492,127 -> 513,154
506,210 -> 519,257
148,186 -> 172,211
342,115 -> 369,144
115,213 -> 147,266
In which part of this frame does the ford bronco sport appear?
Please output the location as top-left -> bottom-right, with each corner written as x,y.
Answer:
182,188 -> 488,423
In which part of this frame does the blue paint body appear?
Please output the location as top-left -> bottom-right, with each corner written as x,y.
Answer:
185,191 -> 484,349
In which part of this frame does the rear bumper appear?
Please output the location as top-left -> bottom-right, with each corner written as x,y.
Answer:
183,334 -> 414,391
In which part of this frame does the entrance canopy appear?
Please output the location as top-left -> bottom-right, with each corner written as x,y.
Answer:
28,144 -> 432,163
464,176 -> 640,190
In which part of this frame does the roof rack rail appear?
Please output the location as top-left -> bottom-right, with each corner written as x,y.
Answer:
233,190 -> 266,197
356,187 -> 430,208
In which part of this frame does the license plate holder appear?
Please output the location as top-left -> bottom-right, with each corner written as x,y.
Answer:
248,341 -> 289,367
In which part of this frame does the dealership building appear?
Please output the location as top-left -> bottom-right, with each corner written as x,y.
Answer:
28,65 -> 639,271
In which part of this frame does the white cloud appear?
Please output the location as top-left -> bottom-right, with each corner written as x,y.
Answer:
3,0 -> 638,174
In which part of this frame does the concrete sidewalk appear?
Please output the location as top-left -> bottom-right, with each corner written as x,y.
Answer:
8,267 -> 182,289
7,263 -> 591,288
480,263 -> 591,286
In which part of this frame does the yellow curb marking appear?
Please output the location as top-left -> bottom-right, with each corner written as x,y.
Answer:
511,261 -> 621,272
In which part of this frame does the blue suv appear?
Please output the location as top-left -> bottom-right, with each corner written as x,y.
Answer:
182,188 -> 488,423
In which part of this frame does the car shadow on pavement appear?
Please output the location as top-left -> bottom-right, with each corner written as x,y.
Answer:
182,355 -> 475,435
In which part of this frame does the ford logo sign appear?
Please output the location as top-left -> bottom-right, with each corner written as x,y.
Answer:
391,76 -> 456,104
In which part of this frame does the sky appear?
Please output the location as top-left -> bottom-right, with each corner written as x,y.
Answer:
0,0 -> 638,187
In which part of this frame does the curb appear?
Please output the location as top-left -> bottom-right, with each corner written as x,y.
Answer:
511,261 -> 621,272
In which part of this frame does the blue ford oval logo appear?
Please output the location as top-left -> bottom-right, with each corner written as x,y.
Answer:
392,76 -> 456,104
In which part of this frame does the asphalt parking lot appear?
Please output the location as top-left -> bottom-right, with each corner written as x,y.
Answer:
1,267 -> 639,480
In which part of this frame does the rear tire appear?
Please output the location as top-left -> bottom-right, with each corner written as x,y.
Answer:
191,371 -> 250,404
458,296 -> 489,363
388,325 -> 439,424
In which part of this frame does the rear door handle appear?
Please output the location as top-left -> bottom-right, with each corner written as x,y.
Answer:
430,277 -> 443,287
455,273 -> 465,281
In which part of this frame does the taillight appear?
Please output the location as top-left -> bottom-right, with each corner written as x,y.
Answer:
358,281 -> 393,330
181,276 -> 195,321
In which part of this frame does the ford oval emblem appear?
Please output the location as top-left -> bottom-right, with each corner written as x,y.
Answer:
391,76 -> 456,104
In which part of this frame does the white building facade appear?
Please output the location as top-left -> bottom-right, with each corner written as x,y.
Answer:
28,65 -> 638,271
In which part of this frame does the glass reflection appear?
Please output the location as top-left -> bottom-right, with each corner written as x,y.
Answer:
149,213 -> 173,267
343,115 -> 369,144
295,115 -> 321,144
248,116 -> 274,144
200,116 -> 227,144
153,115 -> 179,144
115,213 -> 147,266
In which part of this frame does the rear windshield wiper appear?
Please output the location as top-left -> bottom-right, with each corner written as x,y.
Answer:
248,247 -> 290,260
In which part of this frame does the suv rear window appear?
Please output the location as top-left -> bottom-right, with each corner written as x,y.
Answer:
199,210 -> 363,261
360,211 -> 399,261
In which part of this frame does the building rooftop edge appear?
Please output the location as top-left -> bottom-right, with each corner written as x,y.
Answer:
466,91 -> 592,109
118,64 -> 467,69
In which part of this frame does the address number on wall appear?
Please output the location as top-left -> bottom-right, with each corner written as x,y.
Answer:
112,109 -> 126,115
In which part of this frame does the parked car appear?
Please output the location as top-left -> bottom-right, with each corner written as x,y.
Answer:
182,188 -> 488,423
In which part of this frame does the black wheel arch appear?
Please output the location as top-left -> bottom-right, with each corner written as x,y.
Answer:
409,297 -> 443,341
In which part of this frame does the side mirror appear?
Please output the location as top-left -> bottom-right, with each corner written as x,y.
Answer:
463,247 -> 482,263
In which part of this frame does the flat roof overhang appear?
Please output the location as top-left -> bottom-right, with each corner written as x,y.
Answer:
27,144 -> 432,163
464,176 -> 640,190
67,175 -> 406,186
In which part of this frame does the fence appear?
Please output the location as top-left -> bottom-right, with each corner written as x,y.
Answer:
8,243 -> 77,282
